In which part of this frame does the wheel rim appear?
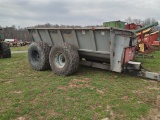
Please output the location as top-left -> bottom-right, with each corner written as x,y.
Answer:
54,53 -> 65,68
31,50 -> 40,62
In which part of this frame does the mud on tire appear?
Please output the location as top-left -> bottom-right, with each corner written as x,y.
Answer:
0,42 -> 11,58
28,42 -> 51,71
49,42 -> 79,76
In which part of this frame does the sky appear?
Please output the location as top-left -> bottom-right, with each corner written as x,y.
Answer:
0,0 -> 160,28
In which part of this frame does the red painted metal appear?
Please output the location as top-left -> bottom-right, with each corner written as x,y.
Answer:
125,23 -> 159,53
153,41 -> 160,46
123,47 -> 135,64
142,32 -> 159,47
125,23 -> 142,30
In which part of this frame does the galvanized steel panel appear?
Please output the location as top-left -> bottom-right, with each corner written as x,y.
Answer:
94,30 -> 110,52
38,30 -> 53,45
61,30 -> 75,45
76,30 -> 93,50
29,30 -> 41,42
48,30 -> 63,45
28,27 -> 135,73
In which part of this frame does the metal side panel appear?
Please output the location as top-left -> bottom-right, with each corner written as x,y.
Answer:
110,31 -> 115,71
48,30 -> 63,45
61,30 -> 73,43
71,30 -> 79,48
60,30 -> 79,47
30,30 -> 42,42
89,30 -> 97,51
94,30 -> 110,52
76,30 -> 96,50
110,34 -> 126,72
38,29 -> 53,45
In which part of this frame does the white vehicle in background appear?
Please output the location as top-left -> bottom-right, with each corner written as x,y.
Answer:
4,39 -> 18,46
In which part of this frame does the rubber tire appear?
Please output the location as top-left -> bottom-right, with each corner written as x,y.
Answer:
28,42 -> 51,71
0,42 -> 11,58
49,42 -> 79,76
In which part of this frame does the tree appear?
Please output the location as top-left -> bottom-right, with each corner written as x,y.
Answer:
125,17 -> 142,25
0,26 -> 32,41
125,17 -> 159,31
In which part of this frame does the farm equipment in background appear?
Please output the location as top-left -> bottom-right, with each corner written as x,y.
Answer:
4,39 -> 18,47
142,31 -> 159,50
125,23 -> 142,30
103,20 -> 126,29
157,35 -> 160,41
103,21 -> 159,53
125,22 -> 159,53
0,29 -> 11,58
152,31 -> 160,46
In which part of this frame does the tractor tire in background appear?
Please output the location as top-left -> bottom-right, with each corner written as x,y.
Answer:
49,42 -> 79,76
0,42 -> 11,58
28,42 -> 51,71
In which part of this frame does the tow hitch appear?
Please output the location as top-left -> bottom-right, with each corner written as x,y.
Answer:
124,61 -> 160,81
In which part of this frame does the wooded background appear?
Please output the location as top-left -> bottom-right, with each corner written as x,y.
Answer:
0,17 -> 159,42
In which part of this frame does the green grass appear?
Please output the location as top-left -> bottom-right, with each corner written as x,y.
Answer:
0,50 -> 160,120
10,46 -> 28,51
135,50 -> 160,72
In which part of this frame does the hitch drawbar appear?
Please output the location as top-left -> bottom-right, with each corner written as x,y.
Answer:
138,71 -> 160,81
81,60 -> 160,81
126,61 -> 160,81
